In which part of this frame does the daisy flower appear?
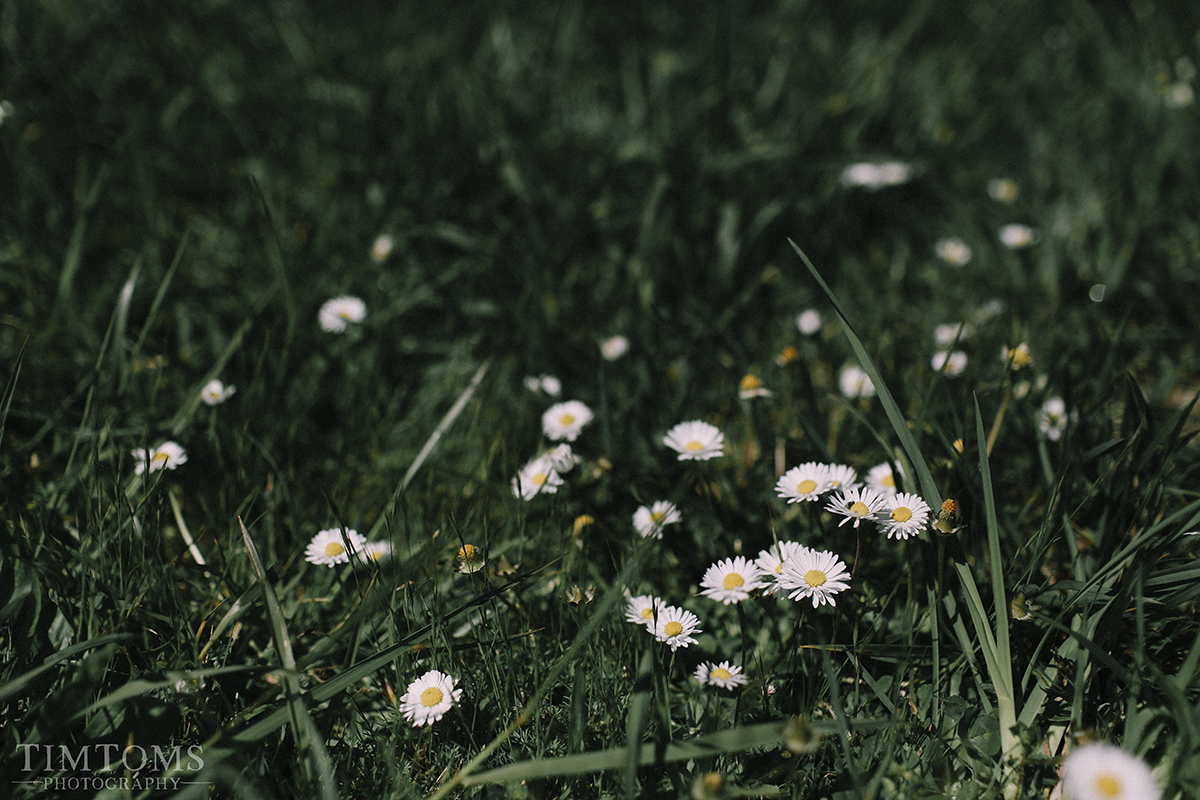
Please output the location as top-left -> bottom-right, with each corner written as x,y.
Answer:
358,540 -> 395,563
987,178 -> 1019,203
934,237 -> 972,267
455,544 -> 486,574
600,335 -> 629,361
200,379 -> 236,406
370,234 -> 394,262
400,670 -> 462,727
738,374 -> 772,399
795,308 -> 821,335
1166,81 -> 1195,108
522,374 -> 562,397
305,528 -> 366,567
1062,741 -> 1160,800
998,224 -> 1038,249
625,594 -> 665,628
839,161 -> 912,190
542,400 -> 594,442
775,462 -> 831,503
694,661 -> 748,690
663,420 -> 725,461
931,350 -> 968,376
1040,396 -> 1069,441
934,322 -> 971,348
633,500 -> 681,539
824,463 -> 859,492
543,443 -> 580,474
318,295 -> 366,333
699,557 -> 765,605
653,605 -> 701,651
511,455 -> 564,500
778,549 -> 852,608
838,365 -> 875,398
1001,343 -> 1033,370
877,492 -> 932,540
865,462 -> 900,494
755,541 -> 812,594
132,441 -> 188,475
825,486 -> 887,528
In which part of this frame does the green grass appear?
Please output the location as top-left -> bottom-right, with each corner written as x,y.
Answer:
3,1 -> 1200,797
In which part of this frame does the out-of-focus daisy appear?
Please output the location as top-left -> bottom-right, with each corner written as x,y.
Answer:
839,161 -> 912,190
0,101 -> 13,125
318,295 -> 367,333
400,670 -> 462,727
778,549 -> 852,608
542,400 -> 594,442
600,335 -> 630,361
738,374 -> 772,399
1002,343 -> 1033,369
305,528 -> 366,567
699,557 -> 765,605
987,178 -> 1019,203
838,365 -> 875,398
974,298 -> 1006,322
633,500 -> 681,539
456,544 -> 486,574
824,463 -> 858,492
775,462 -> 831,503
934,322 -> 971,348
663,420 -> 725,461
865,462 -> 900,494
543,443 -> 580,474
200,379 -> 236,406
1039,396 -> 1069,441
694,661 -> 748,690
755,541 -> 811,594
511,455 -> 564,500
1165,81 -> 1195,108
522,374 -> 562,397
796,309 -> 822,335
825,486 -> 887,528
653,605 -> 701,651
775,345 -> 799,366
370,234 -> 395,262
625,594 -> 665,628
999,224 -> 1038,249
1062,741 -> 1160,800
931,350 -> 968,376
935,237 -> 972,267
133,441 -> 188,475
877,492 -> 932,540
358,540 -> 395,563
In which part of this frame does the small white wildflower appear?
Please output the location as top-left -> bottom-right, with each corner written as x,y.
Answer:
662,420 -> 724,461
931,350 -> 968,376
318,296 -> 367,333
305,528 -> 366,567
694,661 -> 748,690
370,234 -> 395,262
200,379 -> 236,406
778,549 -> 852,608
600,335 -> 630,360
542,400 -> 594,442
699,557 -> 765,605
796,309 -> 822,335
935,237 -> 972,267
838,365 -> 875,398
998,224 -> 1038,249
132,441 -> 188,475
400,670 -> 462,727
633,500 -> 681,539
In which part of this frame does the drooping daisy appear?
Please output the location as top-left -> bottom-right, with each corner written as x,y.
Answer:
653,605 -> 701,651
542,400 -> 594,442
934,237 -> 972,267
305,528 -> 366,567
877,492 -> 933,540
824,463 -> 859,492
778,549 -> 852,608
755,541 -> 812,594
931,350 -> 968,376
358,540 -> 395,563
999,224 -> 1038,249
456,544 -> 486,574
738,374 -> 772,399
200,379 -> 236,406
865,462 -> 900,494
511,455 -> 564,500
400,670 -> 462,727
132,441 -> 188,475
633,500 -> 681,539
838,365 -> 875,399
600,335 -> 630,361
825,486 -> 887,528
543,443 -> 580,474
318,295 -> 367,333
625,594 -> 665,628
775,463 -> 831,503
699,557 -> 765,605
796,309 -> 822,335
694,661 -> 748,690
1040,396 -> 1069,441
663,420 -> 725,461
1061,741 -> 1160,800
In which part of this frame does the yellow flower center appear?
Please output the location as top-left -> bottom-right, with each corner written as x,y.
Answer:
1093,774 -> 1122,798
850,501 -> 869,517
152,452 -> 170,463
805,569 -> 827,588
420,687 -> 444,707
338,310 -> 352,319
560,414 -> 576,426
531,472 -> 548,486
685,440 -> 705,452
775,562 -> 784,574
891,507 -> 912,523
711,668 -> 732,681
650,511 -> 664,523
796,479 -> 817,494
640,607 -> 655,620
739,374 -> 763,391
664,621 -> 683,637
459,545 -> 476,559
324,542 -> 345,557
722,573 -> 745,590
882,474 -> 895,487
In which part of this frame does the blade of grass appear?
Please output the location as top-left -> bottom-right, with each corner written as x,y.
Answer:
0,334 -> 28,452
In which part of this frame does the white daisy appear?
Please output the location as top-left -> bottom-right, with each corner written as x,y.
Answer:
400,670 -> 462,727
838,365 -> 875,398
999,224 -> 1038,249
877,492 -> 932,540
305,528 -> 366,567
1165,81 -> 1194,108
775,463 -> 831,503
542,400 -> 594,442
865,462 -> 900,494
694,661 -> 748,690
318,295 -> 367,333
132,441 -> 188,476
755,541 -> 812,594
523,374 -> 562,397
633,500 -> 681,539
653,605 -> 701,651
699,557 -> 765,605
934,237 -> 972,267
1062,741 -> 1160,800
796,309 -> 822,335
455,544 -> 485,574
358,540 -> 394,563
738,374 -> 772,399
370,234 -> 394,262
931,350 -> 968,376
600,335 -> 630,361
624,594 -> 665,628
934,322 -> 972,348
824,463 -> 859,492
200,379 -> 236,406
543,443 -> 580,474
778,549 -> 852,608
1040,396 -> 1068,441
987,178 -> 1019,203
662,420 -> 725,461
839,161 -> 912,190
511,455 -> 564,500
1001,343 -> 1033,370
825,486 -> 887,528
